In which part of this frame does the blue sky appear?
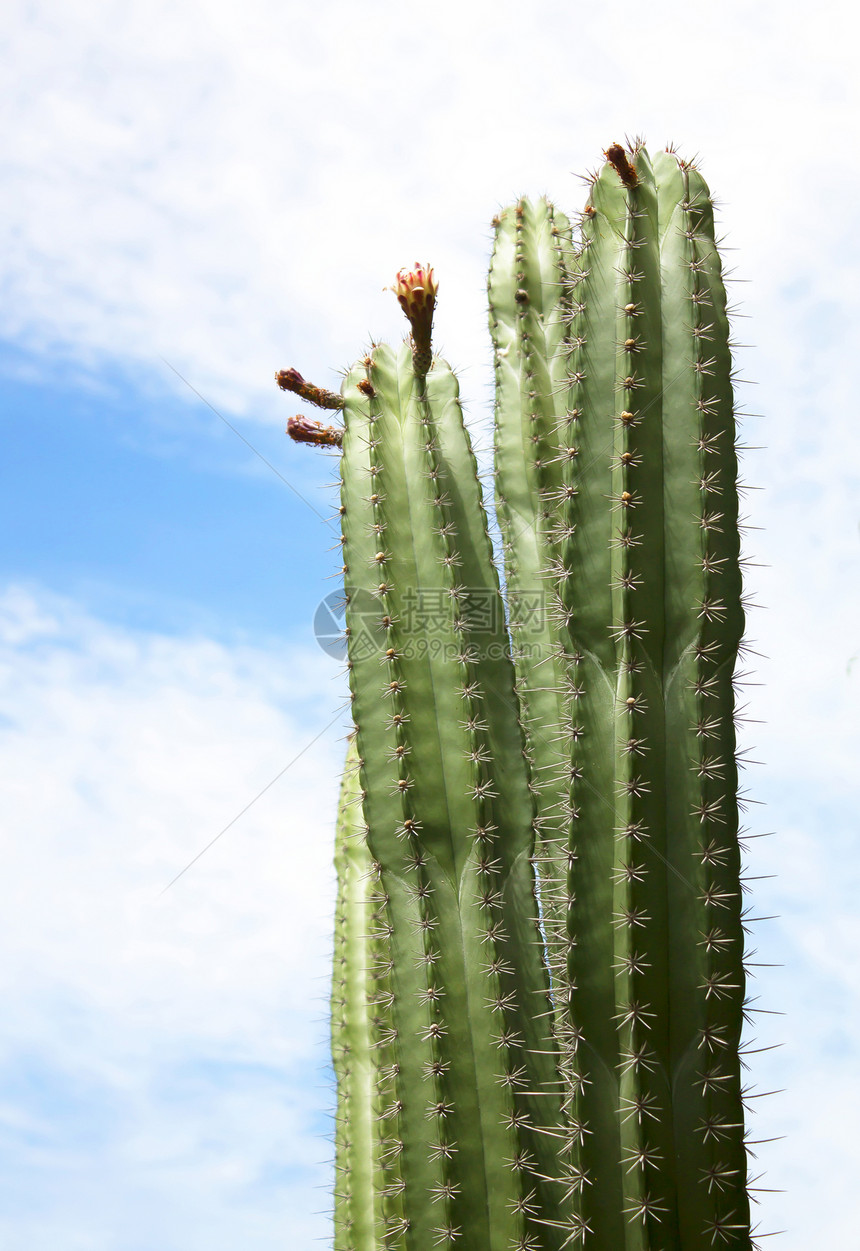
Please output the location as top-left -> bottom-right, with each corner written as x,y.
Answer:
2,0 -> 859,1247
1,346 -> 337,640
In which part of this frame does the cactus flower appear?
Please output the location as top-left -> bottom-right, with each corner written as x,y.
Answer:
390,262 -> 438,378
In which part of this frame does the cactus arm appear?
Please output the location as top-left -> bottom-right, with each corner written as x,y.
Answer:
339,350 -> 448,1249
331,737 -> 389,1250
340,342 -> 564,1251
488,197 -> 576,807
532,147 -> 753,1248
654,150 -> 749,1246
488,199 -> 584,1026
552,157 -> 652,1246
489,197 -> 575,530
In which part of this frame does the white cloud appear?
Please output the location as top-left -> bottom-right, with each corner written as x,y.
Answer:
0,580 -> 855,1250
3,0 -> 860,426
0,584 -> 348,1249
738,809 -> 860,1248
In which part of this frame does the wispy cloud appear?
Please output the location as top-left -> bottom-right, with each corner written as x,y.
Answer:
0,585 -> 347,1248
4,0 -> 859,424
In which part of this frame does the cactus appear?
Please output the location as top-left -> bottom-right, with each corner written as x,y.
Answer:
285,141 -> 765,1250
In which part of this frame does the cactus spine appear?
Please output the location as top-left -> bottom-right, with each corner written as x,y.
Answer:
287,142 -> 763,1250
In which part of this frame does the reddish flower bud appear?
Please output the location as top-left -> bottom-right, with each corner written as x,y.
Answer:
287,415 -> 343,447
276,369 -> 344,410
389,263 -> 438,378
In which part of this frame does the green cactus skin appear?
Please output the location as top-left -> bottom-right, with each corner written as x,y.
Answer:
491,147 -> 752,1248
331,735 -> 391,1250
487,197 -> 575,816
488,196 -> 582,1042
337,342 -> 566,1251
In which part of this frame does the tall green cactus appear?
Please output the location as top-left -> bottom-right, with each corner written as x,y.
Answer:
287,141 -> 764,1250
